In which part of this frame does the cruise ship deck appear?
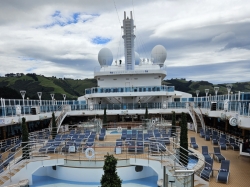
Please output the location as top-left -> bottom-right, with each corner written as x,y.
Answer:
188,131 -> 250,187
0,126 -> 250,187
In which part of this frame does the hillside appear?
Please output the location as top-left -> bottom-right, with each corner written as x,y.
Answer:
0,74 -> 249,99
163,79 -> 250,97
0,74 -> 97,100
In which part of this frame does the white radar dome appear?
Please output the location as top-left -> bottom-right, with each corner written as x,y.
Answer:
98,48 -> 113,67
151,45 -> 167,67
135,52 -> 140,65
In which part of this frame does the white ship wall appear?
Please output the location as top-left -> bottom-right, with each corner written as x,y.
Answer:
33,165 -> 156,183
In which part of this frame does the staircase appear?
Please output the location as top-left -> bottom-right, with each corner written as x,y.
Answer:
48,105 -> 70,133
0,157 -> 29,186
187,104 -> 199,133
194,112 -> 203,133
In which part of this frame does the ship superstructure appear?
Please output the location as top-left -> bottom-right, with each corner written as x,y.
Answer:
78,11 -> 192,119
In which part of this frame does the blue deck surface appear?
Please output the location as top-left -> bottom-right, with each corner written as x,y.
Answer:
31,175 -> 158,187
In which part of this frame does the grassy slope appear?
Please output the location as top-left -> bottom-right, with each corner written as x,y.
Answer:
0,75 -> 249,99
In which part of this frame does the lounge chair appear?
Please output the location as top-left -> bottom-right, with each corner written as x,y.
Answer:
1,139 -> 12,152
71,134 -> 79,141
205,130 -> 210,141
125,134 -> 132,141
132,130 -> 137,140
154,133 -> 161,139
136,141 -> 144,153
74,138 -> 83,152
190,137 -> 198,149
212,134 -> 218,145
121,130 -> 127,141
114,139 -> 123,154
143,134 -> 149,144
127,140 -> 136,153
221,134 -> 229,144
213,147 -> 226,162
229,138 -> 239,151
99,128 -> 106,141
217,160 -> 230,184
61,141 -> 75,153
39,140 -> 54,153
147,130 -> 154,138
47,142 -> 61,153
54,134 -> 62,141
200,129 -> 205,138
219,137 -> 227,150
202,146 -> 212,161
83,138 -> 94,151
11,140 -> 21,152
200,159 -> 213,181
137,133 -> 143,141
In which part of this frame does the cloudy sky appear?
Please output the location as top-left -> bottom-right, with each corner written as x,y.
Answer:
0,0 -> 249,84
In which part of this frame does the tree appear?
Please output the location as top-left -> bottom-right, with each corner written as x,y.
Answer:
100,153 -> 122,187
21,117 -> 30,159
179,112 -> 188,166
52,112 -> 57,139
145,106 -> 148,119
171,111 -> 176,137
103,108 -> 107,125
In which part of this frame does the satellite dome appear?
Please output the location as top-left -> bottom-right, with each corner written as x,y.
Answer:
151,45 -> 167,67
98,48 -> 113,67
135,52 -> 140,65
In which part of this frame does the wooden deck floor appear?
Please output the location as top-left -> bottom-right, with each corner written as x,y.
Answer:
188,130 -> 250,187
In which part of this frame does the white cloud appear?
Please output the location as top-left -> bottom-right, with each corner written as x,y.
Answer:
0,0 -> 249,83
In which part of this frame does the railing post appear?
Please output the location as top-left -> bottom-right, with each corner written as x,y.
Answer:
163,166 -> 166,187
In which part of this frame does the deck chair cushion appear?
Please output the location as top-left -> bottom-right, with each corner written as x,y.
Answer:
220,169 -> 227,172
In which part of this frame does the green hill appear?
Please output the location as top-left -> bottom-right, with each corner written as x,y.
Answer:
0,74 -> 249,99
0,74 -> 97,100
163,79 -> 250,97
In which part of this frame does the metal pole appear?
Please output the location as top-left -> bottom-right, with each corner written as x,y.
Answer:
163,166 -> 166,187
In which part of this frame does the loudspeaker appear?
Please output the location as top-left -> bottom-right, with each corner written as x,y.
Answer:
135,166 -> 143,172
52,166 -> 56,170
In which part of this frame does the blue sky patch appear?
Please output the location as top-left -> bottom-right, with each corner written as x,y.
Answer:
39,11 -> 99,28
52,10 -> 61,18
19,57 -> 36,61
26,67 -> 37,72
92,37 -> 111,44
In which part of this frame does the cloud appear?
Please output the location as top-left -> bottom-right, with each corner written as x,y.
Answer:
0,0 -> 249,84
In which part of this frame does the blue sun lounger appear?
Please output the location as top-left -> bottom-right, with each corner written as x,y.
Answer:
213,147 -> 226,163
202,146 -> 212,161
217,160 -> 230,184
190,137 -> 198,149
200,158 -> 213,181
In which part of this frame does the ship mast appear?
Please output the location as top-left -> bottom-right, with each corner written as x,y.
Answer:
122,11 -> 136,71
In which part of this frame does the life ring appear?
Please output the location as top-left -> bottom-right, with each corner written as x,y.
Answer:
152,120 -> 155,124
117,126 -> 122,132
85,148 -> 95,159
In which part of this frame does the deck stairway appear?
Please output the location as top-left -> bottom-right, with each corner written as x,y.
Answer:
188,104 -> 205,133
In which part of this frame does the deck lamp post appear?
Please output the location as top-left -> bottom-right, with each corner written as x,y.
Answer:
62,94 -> 66,105
226,84 -> 233,100
214,87 -> 219,101
195,90 -> 200,103
205,89 -> 209,108
20,90 -> 26,115
37,92 -> 42,106
50,93 -> 55,105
